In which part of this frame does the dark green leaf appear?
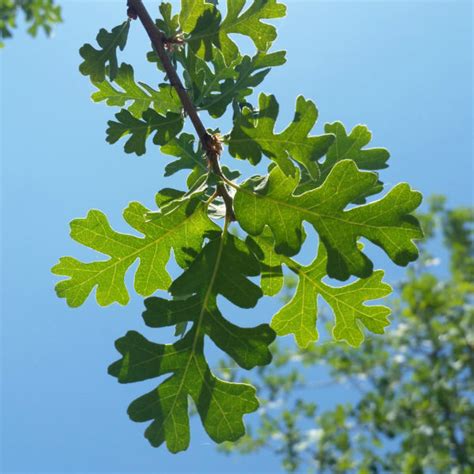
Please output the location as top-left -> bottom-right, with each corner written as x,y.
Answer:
162,132 -> 207,179
182,0 -> 287,63
91,63 -> 182,117
79,21 -> 130,82
186,50 -> 286,118
106,108 -> 184,155
156,2 -> 180,38
109,232 -> 275,451
228,93 -> 335,178
235,160 -> 423,280
109,330 -> 260,452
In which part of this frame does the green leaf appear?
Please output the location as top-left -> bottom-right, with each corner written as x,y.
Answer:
249,231 -> 392,347
91,63 -> 182,117
246,232 -> 284,297
186,49 -> 286,118
322,122 -> 390,178
52,194 -> 220,307
156,2 -> 180,38
234,160 -> 423,281
109,330 -> 260,452
182,0 -> 287,63
161,133 -> 240,189
79,21 -> 130,82
228,93 -> 335,178
108,232 -> 275,451
297,122 -> 390,203
143,294 -> 274,370
161,132 -> 207,180
106,108 -> 184,156
170,233 -> 263,306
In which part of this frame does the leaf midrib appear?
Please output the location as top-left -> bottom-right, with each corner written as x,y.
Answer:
65,208 -> 202,297
283,254 -> 390,325
237,185 -> 415,234
94,21 -> 129,69
162,232 -> 232,437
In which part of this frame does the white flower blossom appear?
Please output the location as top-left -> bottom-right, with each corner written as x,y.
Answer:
394,354 -> 406,364
306,429 -> 323,442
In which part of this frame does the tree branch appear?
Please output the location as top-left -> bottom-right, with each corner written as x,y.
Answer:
127,0 -> 235,221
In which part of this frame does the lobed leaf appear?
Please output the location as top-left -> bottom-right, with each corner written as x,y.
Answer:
91,63 -> 182,118
249,231 -> 392,347
161,132 -> 208,184
181,0 -> 287,63
321,122 -> 390,179
186,49 -> 286,118
235,160 -> 423,281
228,93 -> 335,178
109,232 -> 275,451
161,133 -> 241,189
106,108 -> 184,156
156,2 -> 180,38
109,330 -> 260,452
52,194 -> 220,307
300,122 -> 390,203
79,21 -> 130,82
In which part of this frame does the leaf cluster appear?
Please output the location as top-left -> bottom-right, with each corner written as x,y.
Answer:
219,201 -> 474,473
53,0 -> 423,452
0,0 -> 62,47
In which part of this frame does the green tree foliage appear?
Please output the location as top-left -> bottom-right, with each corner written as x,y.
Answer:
0,0 -> 62,47
219,199 -> 474,473
52,0 -> 423,452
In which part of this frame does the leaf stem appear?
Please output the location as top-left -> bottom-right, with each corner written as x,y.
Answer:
221,174 -> 240,190
127,0 -> 235,221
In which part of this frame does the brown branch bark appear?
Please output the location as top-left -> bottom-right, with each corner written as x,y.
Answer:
127,0 -> 235,221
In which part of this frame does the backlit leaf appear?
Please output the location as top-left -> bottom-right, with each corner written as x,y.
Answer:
228,93 -> 335,178
79,21 -> 130,82
91,63 -> 182,117
106,108 -> 184,155
302,122 -> 391,203
234,160 -> 423,280
185,49 -> 286,118
181,0 -> 287,63
162,133 -> 207,180
109,330 -> 260,452
52,194 -> 220,307
109,232 -> 275,451
249,231 -> 392,347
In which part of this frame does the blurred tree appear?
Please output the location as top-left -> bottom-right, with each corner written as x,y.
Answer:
218,197 -> 474,473
1,0 -> 62,47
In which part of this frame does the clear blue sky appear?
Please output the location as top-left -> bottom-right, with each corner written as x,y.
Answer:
1,1 -> 472,473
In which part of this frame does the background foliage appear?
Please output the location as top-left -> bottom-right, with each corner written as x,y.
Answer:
0,0 -> 62,46
219,199 -> 474,473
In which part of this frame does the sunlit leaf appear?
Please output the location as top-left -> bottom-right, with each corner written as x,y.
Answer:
249,231 -> 392,347
106,108 -> 183,155
181,0 -> 287,63
186,49 -> 286,118
79,21 -> 130,82
228,93 -> 334,178
91,63 -> 182,117
109,233 -> 275,451
52,194 -> 220,307
235,160 -> 423,280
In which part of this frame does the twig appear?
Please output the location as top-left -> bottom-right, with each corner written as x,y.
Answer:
127,0 -> 235,221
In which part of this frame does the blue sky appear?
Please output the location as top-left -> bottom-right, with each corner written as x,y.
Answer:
1,1 -> 472,473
